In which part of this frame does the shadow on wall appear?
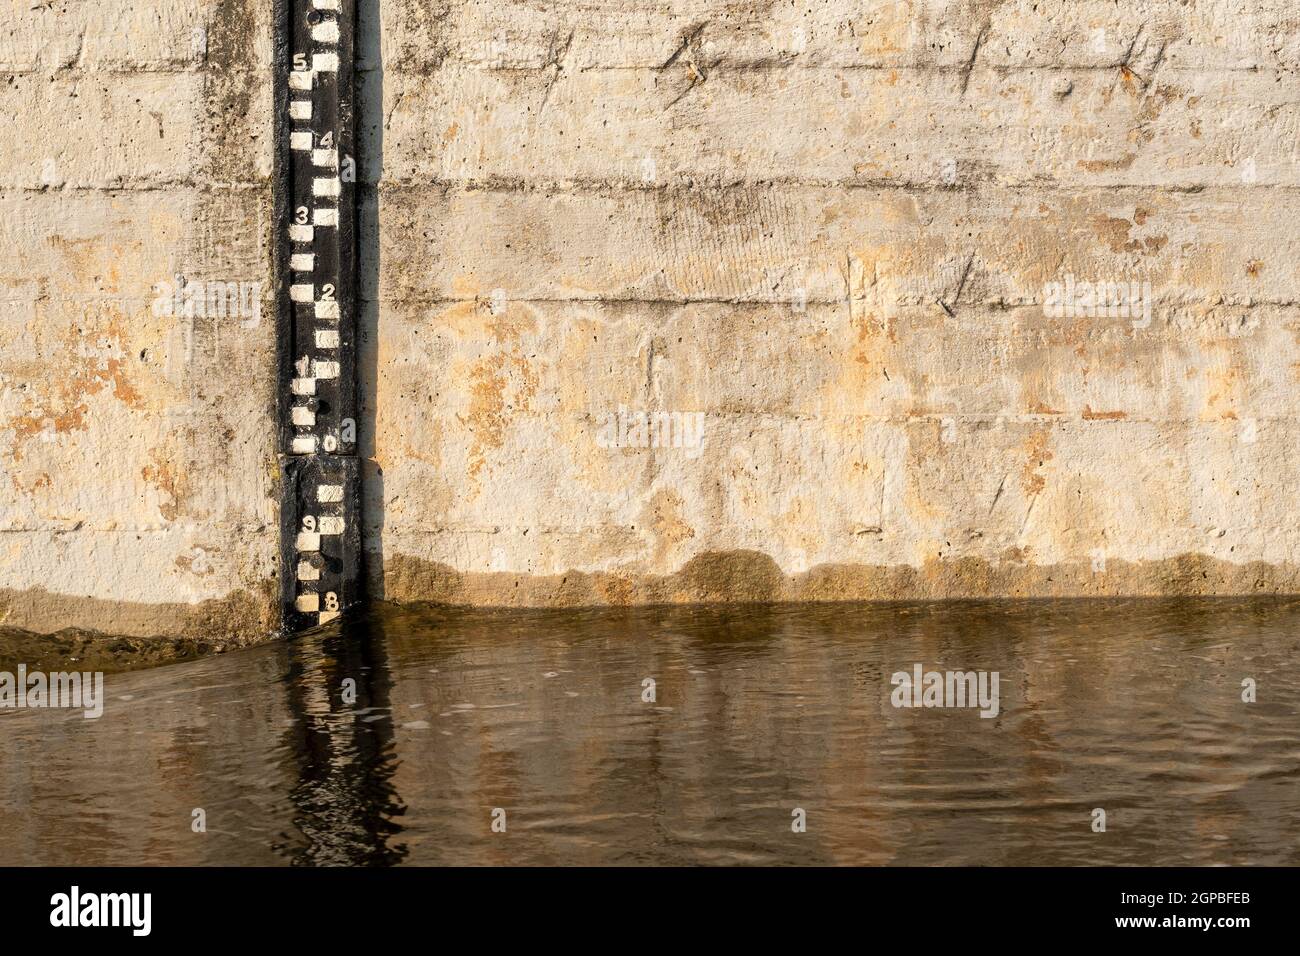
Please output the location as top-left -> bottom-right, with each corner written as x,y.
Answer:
357,0 -> 384,598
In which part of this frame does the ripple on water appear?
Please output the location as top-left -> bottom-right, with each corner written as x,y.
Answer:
2,597 -> 1299,865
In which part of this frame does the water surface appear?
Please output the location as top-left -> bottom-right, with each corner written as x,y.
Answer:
3,598 -> 1298,865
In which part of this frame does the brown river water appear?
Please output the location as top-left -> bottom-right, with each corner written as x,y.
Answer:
2,598 -> 1299,865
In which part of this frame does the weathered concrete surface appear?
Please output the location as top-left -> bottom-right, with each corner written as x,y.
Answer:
360,0 -> 1300,606
4,1 -> 1300,644
0,0 -> 279,645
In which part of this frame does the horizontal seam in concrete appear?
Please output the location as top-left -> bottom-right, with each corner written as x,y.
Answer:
366,412 -> 1299,425
9,180 -> 1300,195
0,183 -> 270,193
365,180 -> 1300,195
363,62 -> 1298,75
10,62 -> 1285,78
0,526 -> 273,534
366,295 -> 1300,310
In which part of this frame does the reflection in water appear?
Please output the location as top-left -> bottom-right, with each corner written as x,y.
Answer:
275,617 -> 406,865
2,597 -> 1299,865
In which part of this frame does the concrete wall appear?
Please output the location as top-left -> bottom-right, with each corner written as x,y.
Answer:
0,1 -> 279,642
365,0 -> 1300,606
4,1 -> 1299,645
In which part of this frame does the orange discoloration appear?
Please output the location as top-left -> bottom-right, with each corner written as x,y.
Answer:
1092,211 -> 1167,255
1020,429 -> 1053,497
462,346 -> 538,482
7,351 -> 144,456
5,252 -> 149,458
142,452 -> 184,522
450,275 -> 482,299
1082,406 -> 1126,420
641,487 -> 696,565
1077,154 -> 1135,173
1201,355 -> 1246,422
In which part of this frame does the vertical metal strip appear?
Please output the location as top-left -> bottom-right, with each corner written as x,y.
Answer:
278,0 -> 361,632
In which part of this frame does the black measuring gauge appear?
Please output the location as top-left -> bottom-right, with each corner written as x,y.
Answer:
280,0 -> 360,631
